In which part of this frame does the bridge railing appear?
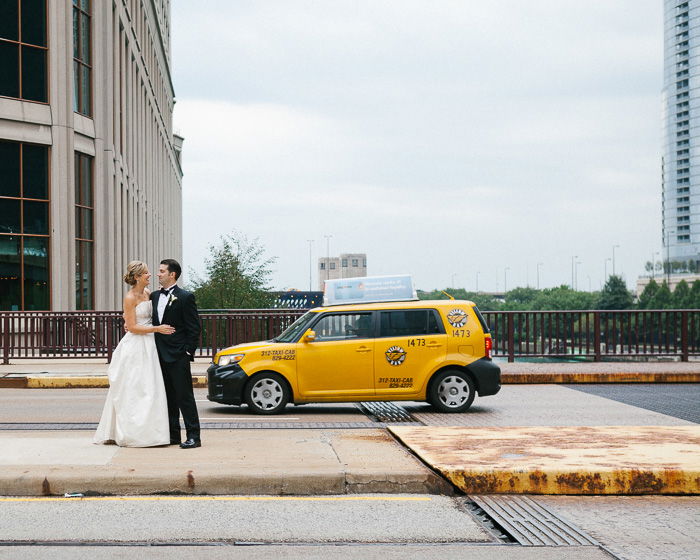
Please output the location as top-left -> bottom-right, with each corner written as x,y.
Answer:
1,309 -> 698,363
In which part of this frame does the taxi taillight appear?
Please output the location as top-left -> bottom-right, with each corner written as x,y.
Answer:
484,335 -> 493,359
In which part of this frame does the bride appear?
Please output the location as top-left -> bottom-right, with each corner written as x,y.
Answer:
94,261 -> 175,447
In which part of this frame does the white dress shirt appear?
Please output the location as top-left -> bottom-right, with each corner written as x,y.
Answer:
157,286 -> 176,323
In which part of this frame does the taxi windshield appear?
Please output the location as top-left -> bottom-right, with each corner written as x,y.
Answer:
275,311 -> 318,343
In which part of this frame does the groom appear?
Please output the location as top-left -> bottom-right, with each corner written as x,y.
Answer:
151,259 -> 202,449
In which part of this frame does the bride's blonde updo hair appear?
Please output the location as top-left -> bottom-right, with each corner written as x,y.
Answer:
123,261 -> 148,286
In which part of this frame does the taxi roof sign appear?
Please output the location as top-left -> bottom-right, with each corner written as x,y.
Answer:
323,275 -> 417,306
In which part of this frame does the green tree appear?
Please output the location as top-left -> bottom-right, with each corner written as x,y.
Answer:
648,281 -> 672,309
690,280 -> 700,309
597,275 -> 633,310
417,288 -> 501,311
637,279 -> 659,309
502,287 -> 539,310
672,280 -> 691,309
189,233 -> 276,309
531,286 -> 597,310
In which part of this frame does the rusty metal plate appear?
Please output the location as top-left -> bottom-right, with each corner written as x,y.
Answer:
389,425 -> 700,495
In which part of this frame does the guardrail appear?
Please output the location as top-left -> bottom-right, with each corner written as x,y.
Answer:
1,309 -> 698,363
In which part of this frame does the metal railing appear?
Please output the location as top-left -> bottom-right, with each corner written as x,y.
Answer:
1,309 -> 699,363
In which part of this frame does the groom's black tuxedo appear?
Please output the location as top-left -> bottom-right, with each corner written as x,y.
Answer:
151,285 -> 201,442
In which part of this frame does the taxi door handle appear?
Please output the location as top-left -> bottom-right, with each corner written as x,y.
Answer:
427,342 -> 442,348
356,346 -> 372,353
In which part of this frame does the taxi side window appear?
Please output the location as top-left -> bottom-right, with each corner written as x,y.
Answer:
379,310 -> 442,337
313,313 -> 373,341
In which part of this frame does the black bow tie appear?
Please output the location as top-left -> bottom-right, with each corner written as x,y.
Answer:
160,287 -> 174,295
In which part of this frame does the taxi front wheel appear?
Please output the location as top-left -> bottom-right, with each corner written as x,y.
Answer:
245,373 -> 290,415
428,369 -> 475,413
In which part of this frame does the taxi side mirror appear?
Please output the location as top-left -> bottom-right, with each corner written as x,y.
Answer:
303,330 -> 316,342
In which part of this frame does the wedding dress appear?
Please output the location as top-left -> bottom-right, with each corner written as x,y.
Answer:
94,300 -> 170,447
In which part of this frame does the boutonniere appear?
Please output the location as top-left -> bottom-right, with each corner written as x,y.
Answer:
167,295 -> 178,307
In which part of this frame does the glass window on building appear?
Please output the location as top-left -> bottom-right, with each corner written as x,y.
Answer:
75,152 -> 94,309
73,0 -> 91,115
352,259 -> 358,267
0,140 -> 50,310
0,0 -> 47,102
342,259 -> 348,267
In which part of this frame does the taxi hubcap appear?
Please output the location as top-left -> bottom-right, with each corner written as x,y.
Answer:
437,376 -> 469,408
251,378 -> 283,410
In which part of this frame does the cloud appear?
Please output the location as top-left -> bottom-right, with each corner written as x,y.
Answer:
173,2 -> 663,292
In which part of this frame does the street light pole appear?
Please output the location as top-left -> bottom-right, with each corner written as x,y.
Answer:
306,239 -> 314,290
575,260 -> 581,291
536,262 -> 543,290
504,267 -> 510,293
571,255 -> 578,289
323,234 -> 332,283
612,244 -> 620,276
604,257 -> 611,281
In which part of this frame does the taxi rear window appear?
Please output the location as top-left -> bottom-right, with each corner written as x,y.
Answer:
472,305 -> 490,334
379,309 -> 443,337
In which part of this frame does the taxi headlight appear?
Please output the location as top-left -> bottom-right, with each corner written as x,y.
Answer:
218,353 -> 244,366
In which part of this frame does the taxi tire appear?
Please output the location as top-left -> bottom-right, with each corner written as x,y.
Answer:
428,369 -> 475,413
244,372 -> 290,415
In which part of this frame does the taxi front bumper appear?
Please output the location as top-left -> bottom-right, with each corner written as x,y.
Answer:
207,362 -> 248,405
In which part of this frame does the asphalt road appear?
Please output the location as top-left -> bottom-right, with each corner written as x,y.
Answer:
0,385 -> 696,427
1,494 -> 697,560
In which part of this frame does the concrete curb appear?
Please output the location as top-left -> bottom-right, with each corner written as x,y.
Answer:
1,372 -> 697,388
0,429 -> 453,497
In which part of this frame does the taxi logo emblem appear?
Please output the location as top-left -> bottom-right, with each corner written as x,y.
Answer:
447,308 -> 467,328
385,346 -> 407,366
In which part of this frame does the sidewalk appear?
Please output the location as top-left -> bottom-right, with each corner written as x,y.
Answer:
1,359 -> 698,388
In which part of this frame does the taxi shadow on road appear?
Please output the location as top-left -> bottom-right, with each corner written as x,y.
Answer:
200,402 -> 371,420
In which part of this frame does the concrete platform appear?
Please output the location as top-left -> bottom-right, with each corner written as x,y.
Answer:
0,429 -> 452,497
389,425 -> 700,495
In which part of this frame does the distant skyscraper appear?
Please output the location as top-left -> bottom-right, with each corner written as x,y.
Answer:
662,1 -> 699,269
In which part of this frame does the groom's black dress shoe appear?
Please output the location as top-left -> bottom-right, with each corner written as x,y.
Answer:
180,438 -> 201,449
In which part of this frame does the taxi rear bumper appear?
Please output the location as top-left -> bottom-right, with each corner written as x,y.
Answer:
467,357 -> 501,396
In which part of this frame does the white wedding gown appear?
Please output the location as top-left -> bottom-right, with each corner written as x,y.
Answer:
94,300 -> 170,447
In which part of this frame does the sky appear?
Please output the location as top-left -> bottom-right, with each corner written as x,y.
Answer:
171,1 -> 662,293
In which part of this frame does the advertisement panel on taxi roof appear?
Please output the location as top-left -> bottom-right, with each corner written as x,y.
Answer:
323,275 -> 417,305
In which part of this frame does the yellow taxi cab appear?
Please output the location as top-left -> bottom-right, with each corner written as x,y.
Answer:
207,291 -> 500,414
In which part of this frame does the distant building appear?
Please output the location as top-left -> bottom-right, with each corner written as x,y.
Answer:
318,253 -> 367,289
0,1 -> 182,311
636,272 -> 700,297
662,0 -> 700,269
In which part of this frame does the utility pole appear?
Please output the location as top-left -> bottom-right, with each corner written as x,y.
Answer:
536,262 -> 543,290
323,234 -> 332,283
306,239 -> 314,290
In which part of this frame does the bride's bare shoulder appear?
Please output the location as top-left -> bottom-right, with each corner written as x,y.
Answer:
123,291 -> 138,309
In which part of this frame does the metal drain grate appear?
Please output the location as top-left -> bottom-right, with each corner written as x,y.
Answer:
469,495 -> 601,547
357,402 -> 420,423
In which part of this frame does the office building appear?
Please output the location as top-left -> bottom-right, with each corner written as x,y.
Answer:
662,1 -> 700,269
0,0 -> 182,311
318,253 -> 367,289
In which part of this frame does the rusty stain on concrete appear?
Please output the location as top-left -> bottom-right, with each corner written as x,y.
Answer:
389,426 -> 700,495
187,470 -> 195,489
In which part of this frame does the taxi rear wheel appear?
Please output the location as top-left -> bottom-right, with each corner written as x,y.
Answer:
428,369 -> 475,413
245,373 -> 289,415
